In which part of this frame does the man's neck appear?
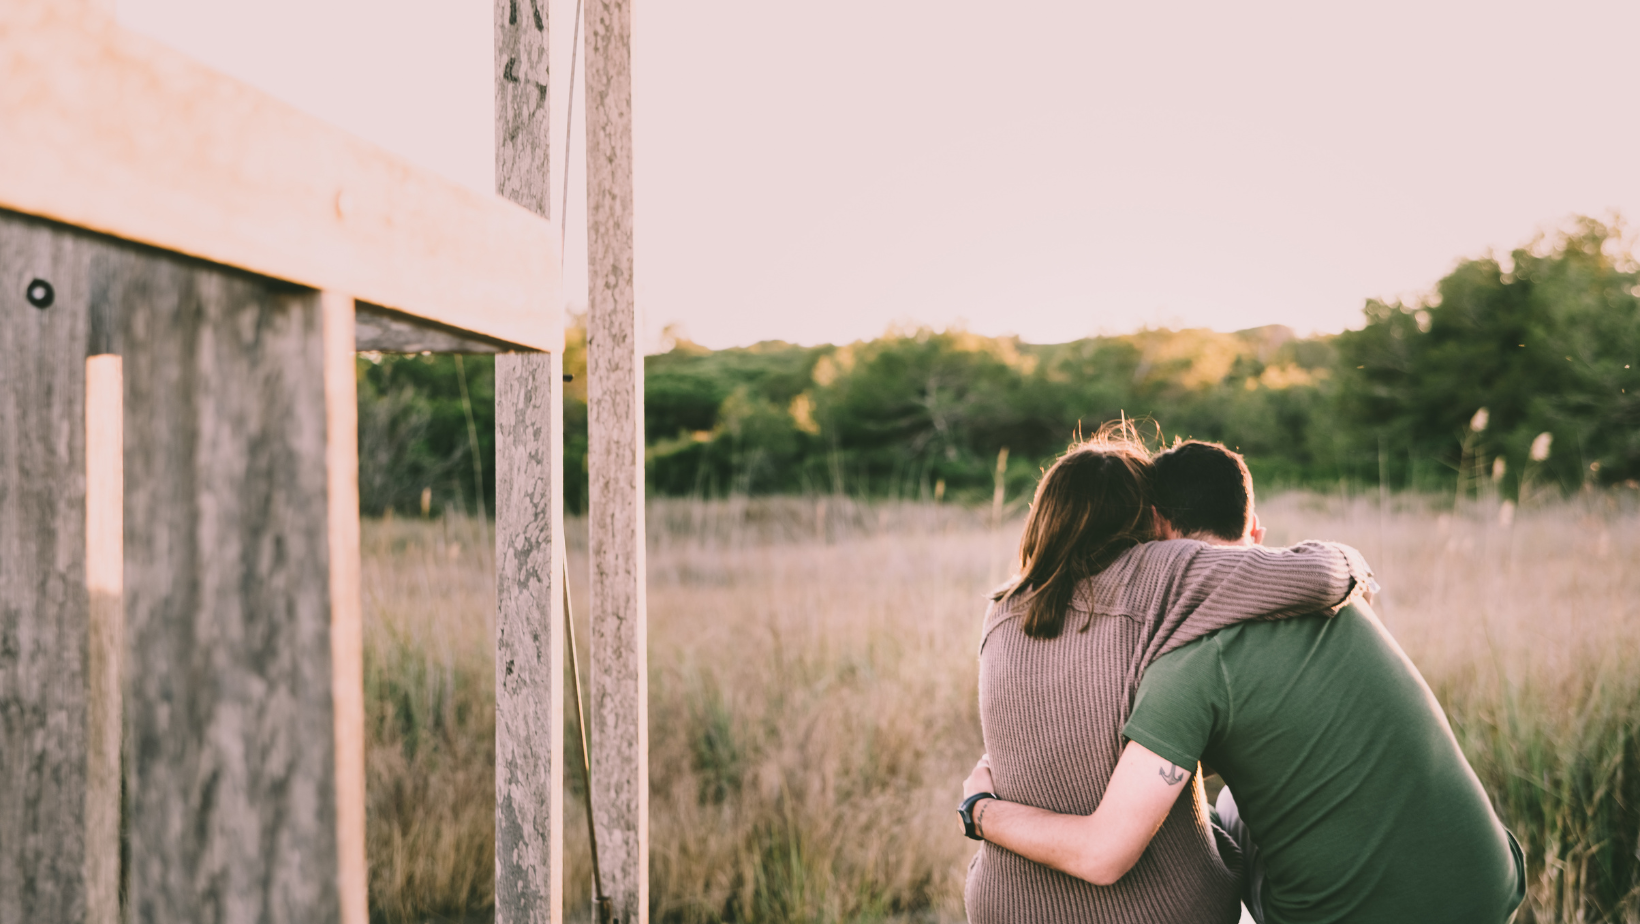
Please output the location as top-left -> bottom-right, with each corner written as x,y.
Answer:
1154,508 -> 1259,548
1188,532 -> 1252,549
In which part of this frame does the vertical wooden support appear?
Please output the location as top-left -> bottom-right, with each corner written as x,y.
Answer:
495,1 -> 565,922
496,0 -> 553,218
323,292 -> 367,924
0,211 -> 92,924
586,0 -> 646,920
84,353 -> 122,924
494,354 -> 566,924
113,248 -> 342,924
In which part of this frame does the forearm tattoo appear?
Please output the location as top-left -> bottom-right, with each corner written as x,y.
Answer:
1158,762 -> 1187,786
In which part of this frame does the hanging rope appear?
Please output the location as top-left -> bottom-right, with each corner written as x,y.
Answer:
564,562 -> 614,923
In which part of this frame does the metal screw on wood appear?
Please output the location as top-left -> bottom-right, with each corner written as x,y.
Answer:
26,278 -> 54,308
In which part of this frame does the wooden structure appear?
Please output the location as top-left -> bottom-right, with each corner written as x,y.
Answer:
0,0 -> 644,921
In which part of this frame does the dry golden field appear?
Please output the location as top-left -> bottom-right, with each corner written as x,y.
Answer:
361,491 -> 1640,924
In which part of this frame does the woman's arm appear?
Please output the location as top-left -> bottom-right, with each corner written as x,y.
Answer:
1186,540 -> 1370,620
1151,540 -> 1372,657
961,742 -> 1193,886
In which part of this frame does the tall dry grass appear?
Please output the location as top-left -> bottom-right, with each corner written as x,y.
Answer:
362,492 -> 1640,924
362,514 -> 497,923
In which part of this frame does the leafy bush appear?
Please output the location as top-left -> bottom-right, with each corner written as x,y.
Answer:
357,216 -> 1640,509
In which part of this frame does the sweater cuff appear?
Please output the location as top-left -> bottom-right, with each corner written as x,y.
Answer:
1331,544 -> 1375,613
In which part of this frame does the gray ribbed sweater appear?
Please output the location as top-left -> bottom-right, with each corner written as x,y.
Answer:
965,538 -> 1371,924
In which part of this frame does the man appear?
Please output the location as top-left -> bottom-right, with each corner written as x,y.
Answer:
962,440 -> 1524,923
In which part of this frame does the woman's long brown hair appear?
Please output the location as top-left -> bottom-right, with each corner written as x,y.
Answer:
994,422 -> 1156,639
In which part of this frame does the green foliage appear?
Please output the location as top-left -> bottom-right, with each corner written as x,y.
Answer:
356,353 -> 495,517
356,318 -> 592,517
644,323 -> 1352,501
356,216 -> 1640,507
1335,217 -> 1640,493
646,340 -> 826,496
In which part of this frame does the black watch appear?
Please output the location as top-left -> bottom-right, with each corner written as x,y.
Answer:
958,791 -> 996,841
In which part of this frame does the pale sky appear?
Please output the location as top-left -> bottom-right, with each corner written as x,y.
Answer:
117,0 -> 1640,350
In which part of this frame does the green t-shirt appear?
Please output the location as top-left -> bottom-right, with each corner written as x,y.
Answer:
1123,605 -> 1524,924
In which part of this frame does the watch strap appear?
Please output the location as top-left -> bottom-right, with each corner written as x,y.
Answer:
959,791 -> 997,840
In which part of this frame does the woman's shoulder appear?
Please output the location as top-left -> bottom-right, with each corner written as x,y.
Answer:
981,541 -> 1218,647
1093,539 -> 1208,587
1127,537 -> 1212,559
978,589 -> 1025,653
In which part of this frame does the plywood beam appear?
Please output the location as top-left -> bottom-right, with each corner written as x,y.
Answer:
586,0 -> 647,920
494,0 -> 566,922
0,1 -> 562,352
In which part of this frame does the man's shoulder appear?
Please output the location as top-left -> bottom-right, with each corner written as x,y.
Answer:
1152,607 -> 1321,656
1199,605 -> 1408,706
1176,610 -> 1338,672
1143,625 -> 1223,683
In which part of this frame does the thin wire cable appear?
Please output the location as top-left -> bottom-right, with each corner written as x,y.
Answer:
559,0 -> 584,259
564,562 -> 611,918
555,5 -> 609,916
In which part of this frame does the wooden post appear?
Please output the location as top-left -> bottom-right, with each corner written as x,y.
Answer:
113,244 -> 343,924
494,354 -> 566,924
323,292 -> 368,924
586,0 -> 647,920
495,1 -> 566,923
0,210 -> 92,924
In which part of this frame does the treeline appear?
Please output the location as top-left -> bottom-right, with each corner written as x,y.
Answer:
357,217 -> 1640,515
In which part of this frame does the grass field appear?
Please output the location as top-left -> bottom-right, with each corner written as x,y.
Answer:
361,491 -> 1640,924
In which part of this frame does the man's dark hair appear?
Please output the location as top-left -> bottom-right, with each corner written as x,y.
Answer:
1151,440 -> 1253,542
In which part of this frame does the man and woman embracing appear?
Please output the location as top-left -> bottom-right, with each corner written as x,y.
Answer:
959,425 -> 1524,924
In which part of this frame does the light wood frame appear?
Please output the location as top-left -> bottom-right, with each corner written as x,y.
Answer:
0,0 -> 562,352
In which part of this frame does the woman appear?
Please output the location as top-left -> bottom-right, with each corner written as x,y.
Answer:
962,426 -> 1369,923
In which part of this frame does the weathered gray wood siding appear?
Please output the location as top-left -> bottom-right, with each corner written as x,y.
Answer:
585,0 -> 646,920
107,245 -> 341,924
495,0 -> 565,921
0,210 -> 92,924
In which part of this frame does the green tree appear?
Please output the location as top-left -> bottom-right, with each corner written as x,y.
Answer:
1336,217 -> 1640,493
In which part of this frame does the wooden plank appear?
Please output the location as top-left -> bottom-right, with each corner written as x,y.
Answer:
496,0 -> 554,219
323,293 -> 367,924
0,210 -> 92,924
354,303 -> 513,355
84,353 -> 122,924
494,0 -> 565,920
0,2 -> 562,353
585,1 -> 648,920
110,244 -> 343,924
494,354 -> 566,924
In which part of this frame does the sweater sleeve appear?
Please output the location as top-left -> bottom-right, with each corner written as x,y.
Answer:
1148,540 -> 1373,663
